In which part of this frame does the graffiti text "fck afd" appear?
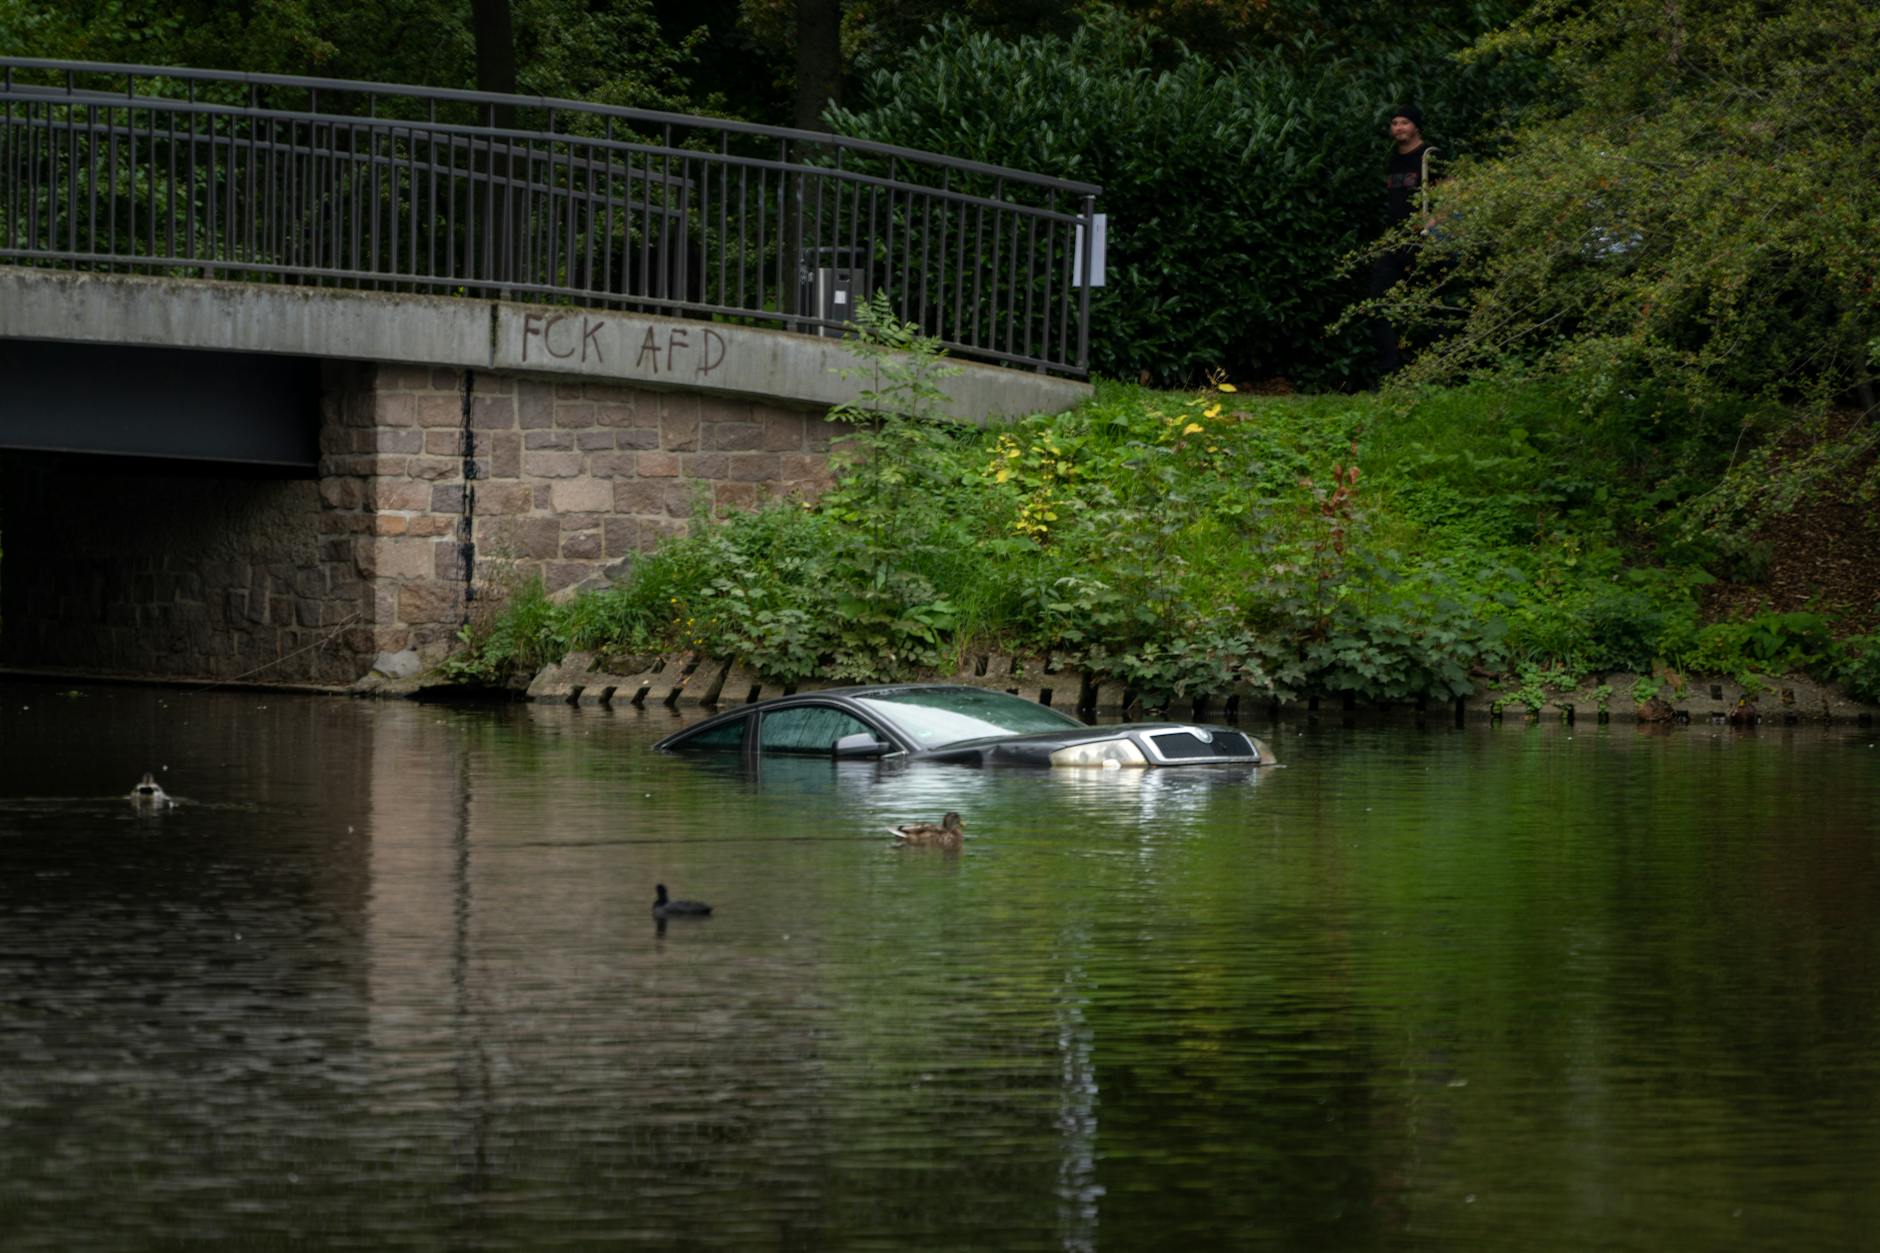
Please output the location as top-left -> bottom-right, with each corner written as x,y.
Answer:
520,313 -> 605,364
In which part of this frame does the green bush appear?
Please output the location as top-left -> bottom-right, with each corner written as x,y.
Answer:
828,14 -> 1529,388
443,575 -> 566,685
1836,632 -> 1880,705
1672,612 -> 1836,683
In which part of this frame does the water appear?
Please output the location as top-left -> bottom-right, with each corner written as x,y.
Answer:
2,682 -> 1877,1250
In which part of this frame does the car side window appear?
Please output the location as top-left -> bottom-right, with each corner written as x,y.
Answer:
680,716 -> 748,751
758,706 -> 875,755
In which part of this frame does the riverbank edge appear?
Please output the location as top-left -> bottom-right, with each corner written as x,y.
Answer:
413,650 -> 1877,726
3,657 -> 1870,724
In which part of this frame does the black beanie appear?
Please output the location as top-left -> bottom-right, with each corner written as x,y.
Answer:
1390,105 -> 1424,129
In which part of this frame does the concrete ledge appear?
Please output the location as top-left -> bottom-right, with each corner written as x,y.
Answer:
1462,670 -> 1877,725
1,267 -> 1089,423
514,653 -> 1880,725
0,266 -> 489,370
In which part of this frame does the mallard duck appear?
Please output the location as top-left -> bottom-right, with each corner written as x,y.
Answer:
653,884 -> 712,918
129,772 -> 172,807
891,811 -> 964,850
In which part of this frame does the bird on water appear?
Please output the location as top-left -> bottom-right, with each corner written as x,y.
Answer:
653,884 -> 713,918
129,773 -> 172,807
891,811 -> 964,851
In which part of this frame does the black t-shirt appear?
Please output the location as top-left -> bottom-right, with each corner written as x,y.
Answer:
1385,142 -> 1432,226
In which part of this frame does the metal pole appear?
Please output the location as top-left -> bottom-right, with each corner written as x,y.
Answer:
1076,193 -> 1094,375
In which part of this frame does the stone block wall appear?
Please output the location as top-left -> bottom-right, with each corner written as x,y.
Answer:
318,364 -> 838,667
0,453 -> 369,684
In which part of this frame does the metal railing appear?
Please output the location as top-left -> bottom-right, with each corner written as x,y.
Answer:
0,59 -> 1100,376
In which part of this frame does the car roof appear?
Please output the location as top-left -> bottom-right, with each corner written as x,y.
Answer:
653,683 -> 1075,750
743,682 -> 991,706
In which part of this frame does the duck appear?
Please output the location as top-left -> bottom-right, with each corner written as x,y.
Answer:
891,811 -> 964,851
128,772 -> 172,807
653,884 -> 712,918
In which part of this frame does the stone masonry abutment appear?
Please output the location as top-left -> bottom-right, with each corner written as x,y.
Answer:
1,455 -> 352,683
320,363 -> 838,666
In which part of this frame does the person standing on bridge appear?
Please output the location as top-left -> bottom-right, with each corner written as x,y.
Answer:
1369,104 -> 1436,377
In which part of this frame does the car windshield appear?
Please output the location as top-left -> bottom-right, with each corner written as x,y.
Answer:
854,688 -> 1084,749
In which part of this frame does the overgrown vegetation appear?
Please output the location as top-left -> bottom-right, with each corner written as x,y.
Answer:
450,302 -> 1876,703
1375,0 -> 1880,529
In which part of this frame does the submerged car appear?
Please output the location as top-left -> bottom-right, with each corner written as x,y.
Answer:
652,683 -> 1277,768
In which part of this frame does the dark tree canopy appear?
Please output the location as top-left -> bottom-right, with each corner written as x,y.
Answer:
0,0 -> 704,114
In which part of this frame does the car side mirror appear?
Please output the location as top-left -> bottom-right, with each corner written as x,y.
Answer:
833,732 -> 892,759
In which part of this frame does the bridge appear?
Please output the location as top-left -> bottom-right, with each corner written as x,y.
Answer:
0,59 -> 1098,685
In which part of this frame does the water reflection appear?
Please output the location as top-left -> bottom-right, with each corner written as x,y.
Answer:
1,686 -> 1878,1250
653,749 -> 1278,846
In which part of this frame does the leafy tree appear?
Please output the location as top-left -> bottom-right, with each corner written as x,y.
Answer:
829,10 -> 1531,386
712,0 -> 1075,129
0,0 -> 704,113
1380,0 -> 1880,418
660,0 -> 1523,135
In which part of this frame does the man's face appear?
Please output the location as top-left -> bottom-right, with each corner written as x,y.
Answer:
1390,116 -> 1421,145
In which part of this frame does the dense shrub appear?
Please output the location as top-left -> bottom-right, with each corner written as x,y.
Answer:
827,13 -> 1530,388
1670,612 -> 1836,685
1838,633 -> 1880,705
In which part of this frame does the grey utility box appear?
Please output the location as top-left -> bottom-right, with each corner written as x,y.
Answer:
800,247 -> 869,336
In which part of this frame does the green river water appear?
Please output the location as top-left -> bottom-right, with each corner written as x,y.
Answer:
1,681 -> 1877,1250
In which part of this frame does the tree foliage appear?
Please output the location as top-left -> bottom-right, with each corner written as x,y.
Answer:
0,0 -> 705,113
829,10 -> 1529,386
1382,0 -> 1880,415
